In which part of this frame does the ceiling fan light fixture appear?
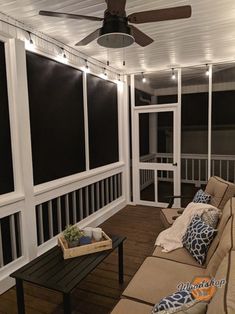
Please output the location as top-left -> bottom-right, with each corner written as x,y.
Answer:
97,15 -> 135,48
97,32 -> 134,48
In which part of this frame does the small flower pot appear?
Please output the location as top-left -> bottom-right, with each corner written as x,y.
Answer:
68,239 -> 80,248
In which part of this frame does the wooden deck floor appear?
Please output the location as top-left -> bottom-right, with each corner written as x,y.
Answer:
0,205 -> 164,314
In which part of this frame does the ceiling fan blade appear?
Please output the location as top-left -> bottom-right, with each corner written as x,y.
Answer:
39,10 -> 103,22
128,5 -> 192,24
105,0 -> 126,15
75,28 -> 101,46
130,25 -> 154,47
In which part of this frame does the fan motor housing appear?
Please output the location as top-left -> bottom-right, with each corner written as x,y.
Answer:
97,15 -> 134,48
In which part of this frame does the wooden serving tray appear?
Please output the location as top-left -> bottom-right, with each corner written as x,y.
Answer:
58,231 -> 112,259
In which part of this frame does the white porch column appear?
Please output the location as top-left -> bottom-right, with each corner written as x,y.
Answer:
149,95 -> 158,154
8,39 -> 38,261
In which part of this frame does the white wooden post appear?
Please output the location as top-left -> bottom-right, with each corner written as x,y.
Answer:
208,65 -> 212,180
120,75 -> 131,203
174,68 -> 182,207
149,113 -> 157,154
83,72 -> 90,171
8,38 -> 38,260
131,74 -> 139,204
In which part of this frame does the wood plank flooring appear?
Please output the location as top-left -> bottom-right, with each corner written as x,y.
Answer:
0,205 -> 164,314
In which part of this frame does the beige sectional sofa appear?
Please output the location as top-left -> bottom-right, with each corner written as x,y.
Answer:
160,176 -> 235,228
111,198 -> 235,314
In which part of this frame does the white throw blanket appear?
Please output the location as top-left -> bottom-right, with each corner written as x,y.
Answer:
155,202 -> 218,252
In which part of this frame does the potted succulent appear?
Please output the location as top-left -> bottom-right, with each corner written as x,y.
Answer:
63,225 -> 83,248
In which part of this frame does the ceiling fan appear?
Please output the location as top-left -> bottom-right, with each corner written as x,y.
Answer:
39,0 -> 192,48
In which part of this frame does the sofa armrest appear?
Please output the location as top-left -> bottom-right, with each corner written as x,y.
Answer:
165,195 -> 192,208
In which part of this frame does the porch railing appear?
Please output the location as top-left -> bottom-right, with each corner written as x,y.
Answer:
0,162 -> 125,294
35,173 -> 122,246
140,153 -> 235,189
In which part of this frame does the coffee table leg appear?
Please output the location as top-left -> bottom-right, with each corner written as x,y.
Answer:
16,279 -> 25,314
118,242 -> 124,284
63,293 -> 71,314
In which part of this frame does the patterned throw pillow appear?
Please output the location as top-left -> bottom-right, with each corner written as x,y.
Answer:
152,290 -> 194,313
201,208 -> 221,229
192,189 -> 211,204
182,216 -> 217,265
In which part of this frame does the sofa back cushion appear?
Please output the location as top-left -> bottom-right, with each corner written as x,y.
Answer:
205,176 -> 235,209
206,198 -> 233,264
207,216 -> 233,276
207,251 -> 235,314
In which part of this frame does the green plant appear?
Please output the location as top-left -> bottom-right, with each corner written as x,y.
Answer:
63,225 -> 83,243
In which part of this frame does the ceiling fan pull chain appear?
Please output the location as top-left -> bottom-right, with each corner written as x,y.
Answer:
123,45 -> 126,66
107,48 -> 110,66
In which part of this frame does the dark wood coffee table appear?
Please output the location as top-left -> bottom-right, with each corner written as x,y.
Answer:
11,235 -> 126,314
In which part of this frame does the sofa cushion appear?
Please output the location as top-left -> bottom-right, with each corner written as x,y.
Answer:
227,251 -> 235,314
193,189 -> 211,204
111,299 -> 152,314
160,208 -> 181,228
152,246 -> 205,268
122,257 -> 206,305
166,302 -> 207,313
182,216 -> 217,265
207,216 -> 233,276
206,198 -> 233,264
205,176 -> 235,209
207,251 -> 235,314
111,299 -> 207,314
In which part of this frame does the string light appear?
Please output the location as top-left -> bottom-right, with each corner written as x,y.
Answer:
100,67 -> 107,79
171,68 -> 176,80
206,64 -> 210,76
142,72 -> 146,83
83,59 -> 90,73
29,32 -> 34,45
62,48 -> 67,59
0,16 -> 121,81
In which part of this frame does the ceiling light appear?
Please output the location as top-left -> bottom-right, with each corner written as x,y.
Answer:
97,17 -> 134,48
142,72 -> 146,83
29,32 -> 34,45
171,68 -> 176,80
115,74 -> 122,85
25,32 -> 35,51
100,68 -> 108,79
83,60 -> 90,73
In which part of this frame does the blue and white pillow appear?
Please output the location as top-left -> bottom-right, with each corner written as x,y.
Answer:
182,215 -> 217,265
192,189 -> 211,204
152,290 -> 194,313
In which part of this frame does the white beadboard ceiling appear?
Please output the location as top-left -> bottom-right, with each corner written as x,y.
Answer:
1,0 -> 235,73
